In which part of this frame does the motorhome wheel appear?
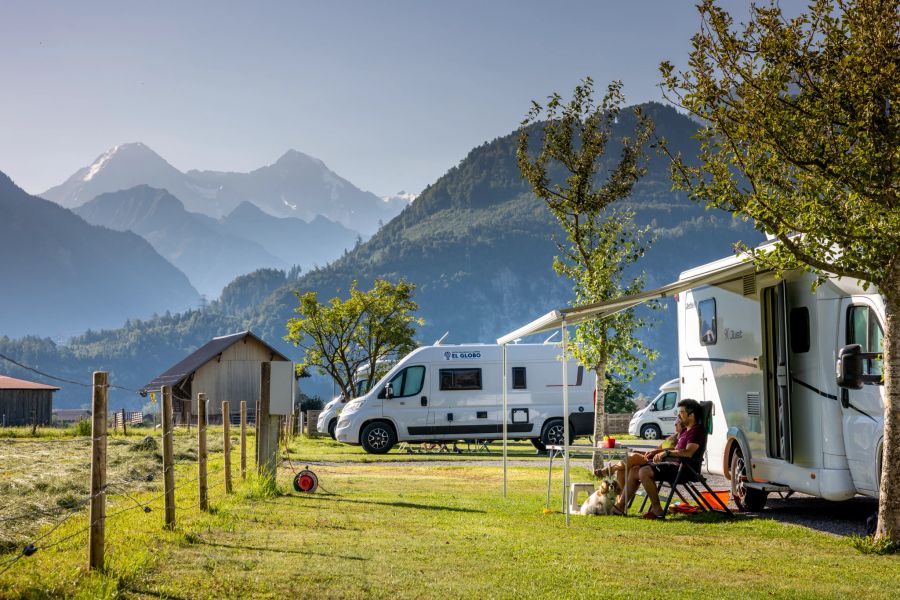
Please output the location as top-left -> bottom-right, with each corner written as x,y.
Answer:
640,424 -> 662,440
360,421 -> 396,454
530,438 -> 547,453
541,419 -> 574,447
730,451 -> 768,511
328,418 -> 337,440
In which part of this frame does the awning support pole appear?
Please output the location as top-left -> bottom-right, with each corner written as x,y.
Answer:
502,343 -> 508,497
562,321 -> 570,526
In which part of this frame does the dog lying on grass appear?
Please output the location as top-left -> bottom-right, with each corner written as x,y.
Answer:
579,478 -> 621,516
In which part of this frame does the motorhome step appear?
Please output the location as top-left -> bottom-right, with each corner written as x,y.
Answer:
744,482 -> 792,493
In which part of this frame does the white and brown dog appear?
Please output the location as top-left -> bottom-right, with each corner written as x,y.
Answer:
579,478 -> 621,516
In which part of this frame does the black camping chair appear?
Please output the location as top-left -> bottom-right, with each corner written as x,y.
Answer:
639,400 -> 734,519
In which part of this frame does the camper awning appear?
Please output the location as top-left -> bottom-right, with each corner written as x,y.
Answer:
496,254 -> 757,345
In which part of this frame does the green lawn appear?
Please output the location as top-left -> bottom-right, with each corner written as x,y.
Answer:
0,432 -> 897,599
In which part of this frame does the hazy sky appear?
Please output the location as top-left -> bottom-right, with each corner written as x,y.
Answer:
0,1 -> 757,198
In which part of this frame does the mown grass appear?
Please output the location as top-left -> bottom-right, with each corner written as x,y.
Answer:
1,433 -> 896,599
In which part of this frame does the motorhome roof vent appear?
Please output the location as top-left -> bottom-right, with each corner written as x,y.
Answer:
742,274 -> 757,296
747,392 -> 761,416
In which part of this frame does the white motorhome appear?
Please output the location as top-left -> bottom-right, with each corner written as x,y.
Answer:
317,379 -> 370,439
334,343 -> 593,453
628,378 -> 679,440
677,252 -> 884,510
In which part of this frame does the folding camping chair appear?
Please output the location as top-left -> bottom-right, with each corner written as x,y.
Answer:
638,401 -> 734,519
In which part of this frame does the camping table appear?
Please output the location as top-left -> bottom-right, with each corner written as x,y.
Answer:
545,444 -> 633,517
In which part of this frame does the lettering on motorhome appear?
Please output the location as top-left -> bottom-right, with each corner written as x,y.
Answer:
444,351 -> 482,360
685,302 -> 695,310
724,328 -> 743,340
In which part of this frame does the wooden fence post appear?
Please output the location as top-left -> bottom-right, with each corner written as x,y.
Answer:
31,407 -> 37,436
198,393 -> 208,511
121,408 -> 127,436
240,400 -> 247,480
89,371 -> 108,570
257,363 -> 278,484
162,386 -> 175,529
222,400 -> 232,494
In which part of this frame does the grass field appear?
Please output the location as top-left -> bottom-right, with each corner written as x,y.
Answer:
1,429 -> 897,599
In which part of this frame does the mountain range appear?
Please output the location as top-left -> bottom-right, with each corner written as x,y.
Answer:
0,172 -> 200,339
1,103 -> 765,407
73,186 -> 360,297
41,143 -> 409,235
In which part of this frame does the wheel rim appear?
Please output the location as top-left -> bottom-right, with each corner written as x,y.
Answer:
643,427 -> 659,440
367,427 -> 389,449
546,424 -> 564,446
732,454 -> 749,504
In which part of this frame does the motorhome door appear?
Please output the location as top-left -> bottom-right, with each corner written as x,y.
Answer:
761,282 -> 792,462
837,298 -> 884,494
381,364 -> 431,438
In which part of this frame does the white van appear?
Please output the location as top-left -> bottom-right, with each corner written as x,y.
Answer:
334,343 -> 593,453
628,378 -> 679,440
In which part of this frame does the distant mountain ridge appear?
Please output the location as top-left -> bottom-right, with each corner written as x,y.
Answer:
74,187 -> 362,297
42,144 -> 409,235
0,172 -> 200,339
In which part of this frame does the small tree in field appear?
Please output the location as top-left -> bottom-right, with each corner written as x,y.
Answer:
661,0 -> 899,541
518,78 -> 657,469
284,279 -> 423,402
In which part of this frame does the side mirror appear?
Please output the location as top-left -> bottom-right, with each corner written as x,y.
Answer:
836,344 -> 864,390
379,383 -> 394,400
648,404 -> 656,412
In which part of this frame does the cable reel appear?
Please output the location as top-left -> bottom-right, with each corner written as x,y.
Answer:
292,468 -> 319,493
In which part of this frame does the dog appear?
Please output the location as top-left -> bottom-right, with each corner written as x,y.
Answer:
579,478 -> 621,516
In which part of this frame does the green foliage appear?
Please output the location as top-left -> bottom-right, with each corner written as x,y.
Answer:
298,393 -> 324,411
660,0 -> 899,290
849,533 -> 900,555
284,279 -> 424,400
518,78 -> 659,422
73,418 -> 92,436
605,377 -> 638,413
219,268 -> 287,314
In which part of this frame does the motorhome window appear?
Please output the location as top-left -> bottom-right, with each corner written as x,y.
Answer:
655,392 -> 676,411
847,306 -> 884,376
387,366 -> 425,397
439,368 -> 483,391
789,307 -> 810,354
512,367 -> 527,389
698,298 -> 717,345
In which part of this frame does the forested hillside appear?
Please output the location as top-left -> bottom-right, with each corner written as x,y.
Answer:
1,103 -> 764,408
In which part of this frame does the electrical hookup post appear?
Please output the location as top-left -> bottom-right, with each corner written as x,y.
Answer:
256,361 -> 295,486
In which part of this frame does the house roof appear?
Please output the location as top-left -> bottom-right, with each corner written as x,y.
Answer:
141,330 -> 291,393
0,375 -> 61,391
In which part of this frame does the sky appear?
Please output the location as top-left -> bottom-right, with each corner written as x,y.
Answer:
0,0 -> 758,199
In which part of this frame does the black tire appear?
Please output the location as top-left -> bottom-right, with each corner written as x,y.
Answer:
640,424 -> 663,440
328,418 -> 337,440
541,419 -> 574,448
530,438 -> 547,452
360,421 -> 396,454
730,450 -> 768,511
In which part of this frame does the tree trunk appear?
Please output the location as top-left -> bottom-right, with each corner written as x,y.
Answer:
591,355 -> 608,472
877,259 -> 900,542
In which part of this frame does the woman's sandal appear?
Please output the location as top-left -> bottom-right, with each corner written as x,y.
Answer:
641,510 -> 663,520
610,505 -> 625,516
593,467 -> 611,477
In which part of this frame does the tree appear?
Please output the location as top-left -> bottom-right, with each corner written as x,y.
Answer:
660,0 -> 899,541
518,78 -> 657,468
284,279 -> 423,402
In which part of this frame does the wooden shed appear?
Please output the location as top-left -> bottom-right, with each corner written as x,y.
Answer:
141,330 -> 292,425
0,375 -> 59,427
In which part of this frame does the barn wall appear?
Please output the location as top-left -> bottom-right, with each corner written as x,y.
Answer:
190,338 -> 289,423
0,390 -> 54,426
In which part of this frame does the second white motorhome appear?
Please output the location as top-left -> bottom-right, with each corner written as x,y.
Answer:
334,343 -> 593,453
628,378 -> 679,440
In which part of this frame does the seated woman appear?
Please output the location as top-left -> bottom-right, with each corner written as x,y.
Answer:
594,418 -> 683,501
612,399 -> 705,518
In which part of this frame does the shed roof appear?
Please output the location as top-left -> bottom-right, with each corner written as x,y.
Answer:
0,375 -> 61,391
140,330 -> 291,393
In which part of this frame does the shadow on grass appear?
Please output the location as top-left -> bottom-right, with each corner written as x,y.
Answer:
197,539 -> 366,561
272,494 -> 487,514
123,586 -> 190,600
